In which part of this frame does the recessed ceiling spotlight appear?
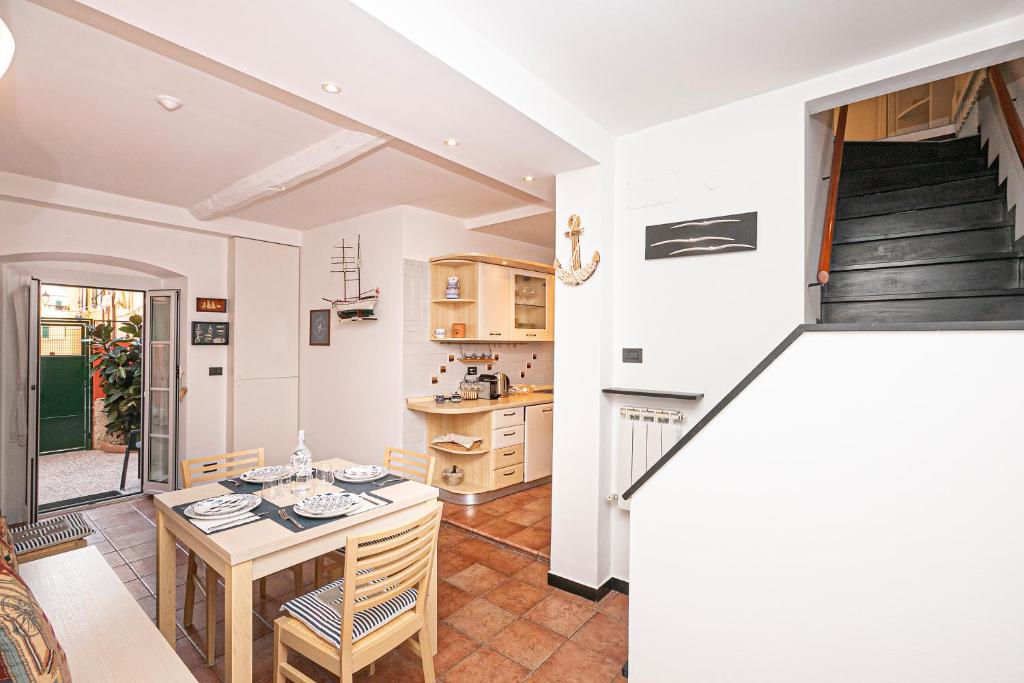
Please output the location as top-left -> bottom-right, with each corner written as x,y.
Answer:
320,81 -> 341,94
443,138 -> 460,147
155,94 -> 183,112
522,175 -> 535,182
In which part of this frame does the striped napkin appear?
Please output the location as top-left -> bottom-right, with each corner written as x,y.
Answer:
189,510 -> 261,534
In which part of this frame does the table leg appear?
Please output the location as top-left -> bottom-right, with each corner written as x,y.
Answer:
224,560 -> 253,682
156,511 -> 177,645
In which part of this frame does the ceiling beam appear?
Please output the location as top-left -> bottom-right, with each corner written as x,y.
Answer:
463,205 -> 553,230
190,129 -> 388,221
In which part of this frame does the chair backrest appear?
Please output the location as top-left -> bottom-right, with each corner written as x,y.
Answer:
180,448 -> 264,488
382,447 -> 436,485
339,502 -> 442,658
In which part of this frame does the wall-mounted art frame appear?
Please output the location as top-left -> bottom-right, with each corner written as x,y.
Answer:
645,211 -> 757,260
191,321 -> 230,345
196,297 -> 227,313
309,309 -> 331,346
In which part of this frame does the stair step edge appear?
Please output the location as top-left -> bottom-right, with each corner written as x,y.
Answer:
823,288 -> 1024,304
832,221 -> 1014,245
838,169 -> 998,198
829,251 -> 1024,273
836,191 -> 1007,221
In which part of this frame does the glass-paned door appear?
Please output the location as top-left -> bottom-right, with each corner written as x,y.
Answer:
511,269 -> 552,341
143,290 -> 179,492
25,279 -> 40,522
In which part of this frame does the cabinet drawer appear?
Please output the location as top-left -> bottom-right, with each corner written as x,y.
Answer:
492,407 -> 525,429
492,444 -> 524,470
492,463 -> 524,489
492,425 -> 524,449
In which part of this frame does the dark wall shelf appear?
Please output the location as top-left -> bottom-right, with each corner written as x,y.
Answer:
602,388 -> 704,401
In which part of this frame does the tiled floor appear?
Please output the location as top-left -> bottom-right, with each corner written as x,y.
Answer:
79,492 -> 625,682
441,484 -> 551,560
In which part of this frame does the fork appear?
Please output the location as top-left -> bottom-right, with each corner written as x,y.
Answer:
371,477 -> 403,488
278,508 -> 304,530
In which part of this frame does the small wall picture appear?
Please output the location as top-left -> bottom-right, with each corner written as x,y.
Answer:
191,321 -> 229,345
196,297 -> 227,313
645,211 -> 757,260
309,309 -> 331,346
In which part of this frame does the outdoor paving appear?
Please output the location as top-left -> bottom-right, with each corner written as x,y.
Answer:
38,448 -> 140,506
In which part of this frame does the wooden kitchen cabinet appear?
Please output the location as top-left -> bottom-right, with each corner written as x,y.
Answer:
428,254 -> 554,343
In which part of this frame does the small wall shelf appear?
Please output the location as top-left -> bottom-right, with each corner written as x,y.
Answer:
429,442 -> 489,456
431,298 -> 477,304
602,388 -> 704,401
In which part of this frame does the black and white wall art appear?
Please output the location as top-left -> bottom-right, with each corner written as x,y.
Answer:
645,211 -> 757,260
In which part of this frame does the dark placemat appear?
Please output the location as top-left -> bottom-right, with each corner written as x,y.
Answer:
268,490 -> 394,532
333,475 -> 408,496
171,496 -> 280,536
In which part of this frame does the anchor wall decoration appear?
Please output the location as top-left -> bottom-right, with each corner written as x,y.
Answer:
554,214 -> 600,286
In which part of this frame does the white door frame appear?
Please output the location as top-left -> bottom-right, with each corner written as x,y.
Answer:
142,289 -> 180,493
25,279 -> 40,523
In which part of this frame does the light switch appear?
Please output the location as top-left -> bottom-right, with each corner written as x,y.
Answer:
622,348 -> 643,364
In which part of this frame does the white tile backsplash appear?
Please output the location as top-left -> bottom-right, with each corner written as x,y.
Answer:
402,259 -> 554,450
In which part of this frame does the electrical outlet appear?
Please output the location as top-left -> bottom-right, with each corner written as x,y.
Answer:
622,348 -> 643,363
209,366 -> 223,376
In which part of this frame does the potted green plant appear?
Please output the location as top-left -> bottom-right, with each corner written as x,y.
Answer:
88,315 -> 143,450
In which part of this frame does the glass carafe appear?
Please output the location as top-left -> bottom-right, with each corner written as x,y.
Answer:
290,429 -> 313,495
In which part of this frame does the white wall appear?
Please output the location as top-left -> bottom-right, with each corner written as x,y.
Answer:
976,70 -> 1024,241
299,205 -> 553,466
630,329 -> 1024,681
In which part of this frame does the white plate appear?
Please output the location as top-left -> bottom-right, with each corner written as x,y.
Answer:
334,465 -> 389,483
292,492 -> 363,519
239,465 -> 294,483
184,494 -> 261,520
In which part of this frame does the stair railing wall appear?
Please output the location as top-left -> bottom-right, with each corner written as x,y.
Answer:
816,104 -> 848,285
979,64 -> 1024,242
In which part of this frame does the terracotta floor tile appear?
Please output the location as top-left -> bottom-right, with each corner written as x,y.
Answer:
530,641 -> 621,683
91,509 -> 143,530
444,599 -> 516,642
502,507 -> 548,527
102,550 -> 126,568
447,507 -> 498,529
136,595 -> 157,619
512,561 -> 552,589
118,541 -> 157,563
504,527 -> 550,552
446,563 -> 507,596
174,638 -> 206,670
439,524 -> 471,548
122,578 -> 152,599
487,618 -> 565,670
454,537 -> 501,563
475,518 -> 527,539
91,539 -> 114,555
484,579 -> 549,615
405,622 -> 478,674
437,581 -> 475,620
113,563 -> 137,583
109,527 -> 161,551
523,498 -> 552,513
571,612 -> 628,663
438,549 -> 476,579
353,648 -> 425,682
524,594 -> 596,638
479,498 -> 521,516
103,516 -> 157,537
443,647 -> 530,683
477,547 -> 535,576
531,516 -> 552,531
599,592 -> 628,623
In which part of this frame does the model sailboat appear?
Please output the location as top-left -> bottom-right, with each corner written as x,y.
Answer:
322,235 -> 380,321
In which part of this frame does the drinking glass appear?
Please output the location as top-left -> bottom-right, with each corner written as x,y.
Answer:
262,476 -> 281,501
315,468 -> 335,492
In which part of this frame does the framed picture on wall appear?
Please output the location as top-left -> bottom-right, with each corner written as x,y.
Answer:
191,321 -> 229,345
309,309 -> 331,346
196,297 -> 227,313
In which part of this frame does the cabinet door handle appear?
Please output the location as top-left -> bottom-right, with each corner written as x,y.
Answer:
489,332 -> 502,336
504,471 -> 516,476
502,431 -> 515,436
541,408 -> 553,413
503,411 -> 516,416
526,333 -> 537,337
503,450 -> 516,456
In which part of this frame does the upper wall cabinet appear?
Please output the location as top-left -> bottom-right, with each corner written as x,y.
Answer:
429,254 -> 554,343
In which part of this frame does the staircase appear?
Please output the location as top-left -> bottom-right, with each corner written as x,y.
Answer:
821,135 -> 1024,323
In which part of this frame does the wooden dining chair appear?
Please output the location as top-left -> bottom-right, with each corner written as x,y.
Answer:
382,447 -> 436,485
274,502 -> 443,683
180,448 -> 305,665
313,448 -> 437,587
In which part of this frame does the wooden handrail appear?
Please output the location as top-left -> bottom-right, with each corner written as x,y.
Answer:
816,104 -> 848,285
988,64 -> 1024,169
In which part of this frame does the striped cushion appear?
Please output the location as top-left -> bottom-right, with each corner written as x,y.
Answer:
335,531 -> 406,555
281,576 -> 417,648
11,514 -> 93,555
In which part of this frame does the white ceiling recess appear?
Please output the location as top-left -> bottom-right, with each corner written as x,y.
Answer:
0,0 -> 557,245
432,0 -> 1024,135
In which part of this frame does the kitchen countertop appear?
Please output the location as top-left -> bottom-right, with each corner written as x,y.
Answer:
406,390 -> 553,415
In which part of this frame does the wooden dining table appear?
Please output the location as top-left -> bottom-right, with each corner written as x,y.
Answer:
154,457 -> 440,682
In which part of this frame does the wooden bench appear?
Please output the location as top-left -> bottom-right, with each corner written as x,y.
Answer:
18,546 -> 197,682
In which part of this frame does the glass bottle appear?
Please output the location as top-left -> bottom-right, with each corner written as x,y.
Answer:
290,429 -> 313,495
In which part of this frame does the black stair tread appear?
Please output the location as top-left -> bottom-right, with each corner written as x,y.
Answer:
839,154 -> 991,195
823,287 -> 1024,303
829,251 -> 1024,273
834,198 -> 1010,241
841,136 -> 984,171
835,174 -> 1003,220
832,219 -> 1013,245
838,168 -> 997,198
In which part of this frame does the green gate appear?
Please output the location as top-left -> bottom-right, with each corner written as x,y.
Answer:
39,320 -> 91,454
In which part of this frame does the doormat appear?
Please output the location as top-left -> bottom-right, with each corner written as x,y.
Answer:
39,490 -> 123,513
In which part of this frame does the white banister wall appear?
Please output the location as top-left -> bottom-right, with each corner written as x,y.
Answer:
975,65 -> 1024,240
630,329 -> 1024,682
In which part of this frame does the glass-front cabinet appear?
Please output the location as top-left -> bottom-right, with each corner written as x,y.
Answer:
510,268 -> 554,341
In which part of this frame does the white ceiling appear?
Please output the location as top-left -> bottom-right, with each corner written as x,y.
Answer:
0,0 -> 554,241
433,0 -> 1024,135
